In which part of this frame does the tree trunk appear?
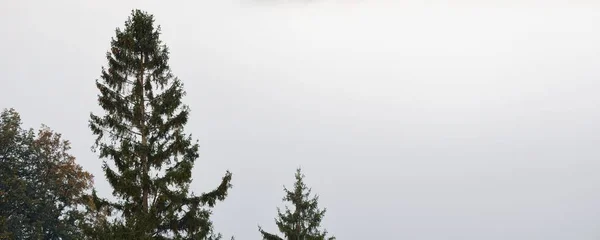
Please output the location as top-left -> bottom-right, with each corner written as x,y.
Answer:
140,54 -> 149,213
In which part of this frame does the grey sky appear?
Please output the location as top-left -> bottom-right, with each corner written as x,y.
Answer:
2,0 -> 600,239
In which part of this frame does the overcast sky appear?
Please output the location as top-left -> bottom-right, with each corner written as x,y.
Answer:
2,0 -> 600,239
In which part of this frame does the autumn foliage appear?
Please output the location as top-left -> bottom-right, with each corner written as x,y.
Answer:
0,109 -> 94,239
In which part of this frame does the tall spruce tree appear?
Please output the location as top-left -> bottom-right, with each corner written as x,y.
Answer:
258,168 -> 335,240
89,9 -> 232,239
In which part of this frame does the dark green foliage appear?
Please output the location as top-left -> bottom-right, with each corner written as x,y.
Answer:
259,168 -> 335,240
89,9 -> 232,239
0,108 -> 94,239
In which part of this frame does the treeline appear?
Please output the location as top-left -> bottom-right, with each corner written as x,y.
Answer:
0,9 -> 334,240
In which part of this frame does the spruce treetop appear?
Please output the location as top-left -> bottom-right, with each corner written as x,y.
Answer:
259,168 -> 335,240
89,9 -> 232,239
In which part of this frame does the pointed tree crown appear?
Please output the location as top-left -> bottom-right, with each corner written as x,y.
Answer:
259,168 -> 335,240
89,9 -> 232,239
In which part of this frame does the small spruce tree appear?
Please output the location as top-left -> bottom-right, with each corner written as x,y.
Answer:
258,168 -> 335,240
89,9 -> 232,239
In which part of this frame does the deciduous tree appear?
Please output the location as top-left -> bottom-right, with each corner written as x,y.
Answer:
0,108 -> 94,239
